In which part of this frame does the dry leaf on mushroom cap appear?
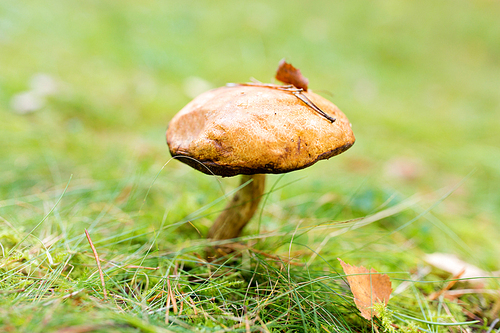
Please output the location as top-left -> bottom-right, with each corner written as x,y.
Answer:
275,58 -> 310,91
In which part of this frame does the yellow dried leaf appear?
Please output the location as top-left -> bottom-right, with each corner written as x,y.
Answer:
338,258 -> 392,320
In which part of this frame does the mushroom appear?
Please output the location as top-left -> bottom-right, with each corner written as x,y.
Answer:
166,62 -> 355,246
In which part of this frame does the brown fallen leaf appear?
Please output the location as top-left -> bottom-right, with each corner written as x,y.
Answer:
338,258 -> 392,320
275,59 -> 309,91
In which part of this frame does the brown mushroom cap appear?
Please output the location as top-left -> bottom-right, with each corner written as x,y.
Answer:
166,85 -> 355,177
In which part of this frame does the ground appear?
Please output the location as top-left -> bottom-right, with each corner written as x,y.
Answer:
1,0 -> 499,332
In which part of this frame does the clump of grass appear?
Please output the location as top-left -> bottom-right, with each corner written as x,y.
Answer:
0,172 -> 490,332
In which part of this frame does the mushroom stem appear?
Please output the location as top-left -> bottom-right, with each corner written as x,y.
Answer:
207,174 -> 266,241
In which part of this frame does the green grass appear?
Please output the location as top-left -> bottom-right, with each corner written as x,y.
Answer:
1,0 -> 500,331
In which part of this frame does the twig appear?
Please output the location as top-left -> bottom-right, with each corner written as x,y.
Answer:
227,82 -> 336,123
189,297 -> 198,315
165,275 -> 178,324
428,268 -> 465,301
245,314 -> 251,333
179,292 -> 184,316
292,91 -> 336,123
84,229 -> 107,300
168,277 -> 178,314
147,290 -> 166,302
165,287 -> 171,324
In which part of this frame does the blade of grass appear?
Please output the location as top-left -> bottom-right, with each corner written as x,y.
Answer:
394,313 -> 479,326
8,175 -> 73,256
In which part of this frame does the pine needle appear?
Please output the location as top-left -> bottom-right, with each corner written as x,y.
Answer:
84,229 -> 107,300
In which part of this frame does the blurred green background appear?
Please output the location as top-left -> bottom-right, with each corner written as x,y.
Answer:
1,0 -> 500,265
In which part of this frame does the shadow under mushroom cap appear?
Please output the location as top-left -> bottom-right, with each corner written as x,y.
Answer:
166,85 -> 355,177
